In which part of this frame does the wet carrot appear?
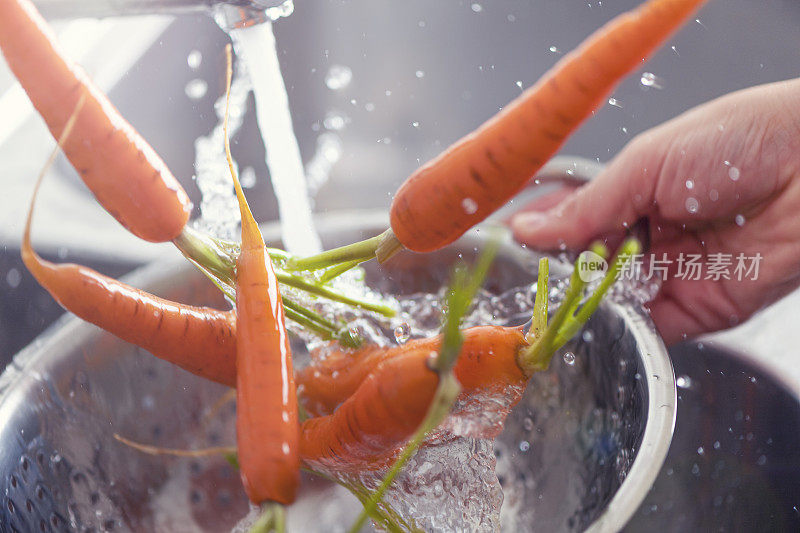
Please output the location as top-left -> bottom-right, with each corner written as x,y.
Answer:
298,326 -> 526,418
0,0 -> 191,242
299,242 -> 639,472
223,46 -> 299,505
388,0 -> 707,254
299,348 -> 439,473
21,105 -> 236,387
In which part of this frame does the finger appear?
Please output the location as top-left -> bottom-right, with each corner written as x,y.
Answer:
511,137 -> 662,249
501,186 -> 577,226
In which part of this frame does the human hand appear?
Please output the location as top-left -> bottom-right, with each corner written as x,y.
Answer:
511,79 -> 800,345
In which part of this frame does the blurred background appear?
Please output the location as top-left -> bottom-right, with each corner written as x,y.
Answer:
1,0 -> 800,362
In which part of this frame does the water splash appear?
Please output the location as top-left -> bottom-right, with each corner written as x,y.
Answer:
192,58 -> 251,240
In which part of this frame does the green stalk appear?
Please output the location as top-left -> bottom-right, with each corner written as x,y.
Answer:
319,259 -> 363,283
276,272 -> 396,317
552,238 -> 640,348
282,298 -> 339,332
248,502 -> 286,533
527,257 -> 550,344
173,225 -> 238,286
286,230 -> 391,271
518,255 -> 587,374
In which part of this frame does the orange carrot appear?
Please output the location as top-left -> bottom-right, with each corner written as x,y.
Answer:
388,0 -> 707,253
0,0 -> 191,242
21,107 -> 236,387
299,242 -> 639,472
299,348 -> 439,473
297,326 -> 526,418
223,46 -> 299,505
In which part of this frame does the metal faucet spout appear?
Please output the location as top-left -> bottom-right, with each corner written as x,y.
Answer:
33,0 -> 291,26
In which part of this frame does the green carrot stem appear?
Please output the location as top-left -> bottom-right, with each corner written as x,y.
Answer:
375,229 -> 405,264
527,257 -> 550,344
287,230 -> 391,272
518,255 -> 587,374
319,259 -> 363,283
282,297 -> 339,331
276,272 -> 396,317
552,239 -> 639,348
248,502 -> 286,533
302,469 -> 411,532
348,373 -> 462,533
173,225 -> 237,286
283,306 -> 335,340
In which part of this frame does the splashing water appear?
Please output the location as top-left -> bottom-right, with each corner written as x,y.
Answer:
229,22 -> 321,255
193,57 -> 251,240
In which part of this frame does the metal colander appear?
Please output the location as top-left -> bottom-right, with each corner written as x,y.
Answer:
0,211 -> 675,532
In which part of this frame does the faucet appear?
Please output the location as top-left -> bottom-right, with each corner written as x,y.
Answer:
33,0 -> 292,29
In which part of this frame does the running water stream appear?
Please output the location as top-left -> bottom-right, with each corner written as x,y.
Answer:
229,21 -> 321,256
194,5 -> 321,255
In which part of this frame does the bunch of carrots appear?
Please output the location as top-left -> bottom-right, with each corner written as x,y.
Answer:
1,0 -> 707,529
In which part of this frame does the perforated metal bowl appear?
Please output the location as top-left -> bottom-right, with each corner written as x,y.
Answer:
0,211 -> 675,532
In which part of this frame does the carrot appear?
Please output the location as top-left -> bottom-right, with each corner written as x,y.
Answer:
223,46 -> 299,505
298,326 -> 526,418
382,0 -> 707,254
300,348 -> 439,473
0,0 -> 191,242
21,101 -> 237,386
299,242 -> 640,472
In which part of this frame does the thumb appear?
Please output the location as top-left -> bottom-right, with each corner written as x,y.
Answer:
511,137 -> 661,250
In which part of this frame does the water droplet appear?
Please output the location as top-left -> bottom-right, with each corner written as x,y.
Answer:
608,97 -> 622,108
411,121 -> 420,128
6,268 -> 21,288
394,323 -> 411,343
685,197 -> 699,214
685,179 -> 694,190
323,110 -> 348,131
385,89 -> 392,97
728,166 -> 740,181
563,351 -> 576,366
461,197 -> 478,214
184,78 -> 208,100
223,165 -> 249,190
640,72 -> 663,89
581,330 -> 594,343
415,70 -> 425,78
471,3 -> 483,13
324,64 -> 352,90
713,440 -> 721,450
548,45 -> 559,53
697,446 -> 705,455
676,375 -> 693,389
523,417 -> 534,431
518,440 -> 530,452
515,80 -> 523,90
709,189 -> 719,202
187,49 -> 202,70
734,214 -> 745,227
691,463 -> 701,476
364,102 -> 375,112
756,455 -> 767,466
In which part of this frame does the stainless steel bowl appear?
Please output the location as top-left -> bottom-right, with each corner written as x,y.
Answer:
0,212 -> 675,532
